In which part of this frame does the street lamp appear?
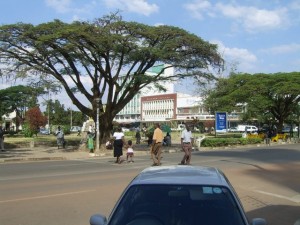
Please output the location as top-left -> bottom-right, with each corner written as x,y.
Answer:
95,98 -> 100,152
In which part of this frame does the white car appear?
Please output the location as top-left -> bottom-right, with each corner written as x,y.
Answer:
70,126 -> 81,133
121,127 -> 130,132
90,166 -> 267,225
245,126 -> 258,133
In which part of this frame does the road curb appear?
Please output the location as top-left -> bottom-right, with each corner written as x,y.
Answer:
0,156 -> 67,163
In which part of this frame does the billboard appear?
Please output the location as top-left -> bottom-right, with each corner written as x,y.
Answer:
215,112 -> 227,133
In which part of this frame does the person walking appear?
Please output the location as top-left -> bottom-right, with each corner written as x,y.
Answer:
0,125 -> 5,151
135,129 -> 141,144
126,140 -> 134,163
113,127 -> 125,164
55,126 -> 65,149
265,129 -> 272,146
151,123 -> 164,166
179,125 -> 194,165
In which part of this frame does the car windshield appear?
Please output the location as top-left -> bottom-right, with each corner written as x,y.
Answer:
109,184 -> 246,225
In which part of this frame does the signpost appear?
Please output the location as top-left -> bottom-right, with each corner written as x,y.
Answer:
215,112 -> 227,134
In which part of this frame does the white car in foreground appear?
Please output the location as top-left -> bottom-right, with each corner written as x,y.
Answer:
90,166 -> 267,225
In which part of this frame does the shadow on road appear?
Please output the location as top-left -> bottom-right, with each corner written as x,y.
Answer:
247,204 -> 300,225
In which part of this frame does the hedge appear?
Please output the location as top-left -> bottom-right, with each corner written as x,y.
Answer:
201,137 -> 263,147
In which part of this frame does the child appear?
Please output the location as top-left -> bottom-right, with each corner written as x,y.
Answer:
126,140 -> 134,163
105,139 -> 113,149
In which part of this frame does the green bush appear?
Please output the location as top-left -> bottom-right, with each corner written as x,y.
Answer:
22,123 -> 35,137
201,137 -> 262,147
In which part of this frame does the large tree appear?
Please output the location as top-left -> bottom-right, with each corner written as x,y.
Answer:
204,72 -> 300,131
0,14 -> 223,144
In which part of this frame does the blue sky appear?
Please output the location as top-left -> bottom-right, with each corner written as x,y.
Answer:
1,0 -> 299,74
0,0 -> 300,107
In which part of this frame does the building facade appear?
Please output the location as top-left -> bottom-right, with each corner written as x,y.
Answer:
141,93 -> 177,122
114,64 -> 176,124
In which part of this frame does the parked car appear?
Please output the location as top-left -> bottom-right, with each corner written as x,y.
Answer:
70,126 -> 81,133
236,125 -> 258,133
39,128 -> 50,135
90,166 -> 266,225
282,126 -> 298,133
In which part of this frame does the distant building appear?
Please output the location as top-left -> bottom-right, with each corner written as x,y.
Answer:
1,111 -> 21,131
141,93 -> 177,122
115,64 -> 175,124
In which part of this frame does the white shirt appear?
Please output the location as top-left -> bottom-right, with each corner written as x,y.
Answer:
181,129 -> 193,143
113,132 -> 124,140
127,147 -> 134,153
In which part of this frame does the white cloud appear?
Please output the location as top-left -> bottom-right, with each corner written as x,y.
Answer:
213,40 -> 257,72
183,0 -> 213,19
185,1 -> 289,33
260,43 -> 300,54
103,0 -> 159,16
45,0 -> 72,13
45,0 -> 97,15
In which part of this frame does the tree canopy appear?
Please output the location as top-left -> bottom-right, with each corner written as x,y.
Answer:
204,72 -> 300,130
0,13 -> 223,143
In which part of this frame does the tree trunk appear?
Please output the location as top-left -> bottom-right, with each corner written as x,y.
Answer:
98,113 -> 114,145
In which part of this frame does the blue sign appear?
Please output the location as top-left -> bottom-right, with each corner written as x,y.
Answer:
215,112 -> 227,132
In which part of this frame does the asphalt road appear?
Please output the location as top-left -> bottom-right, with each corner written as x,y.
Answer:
0,144 -> 299,225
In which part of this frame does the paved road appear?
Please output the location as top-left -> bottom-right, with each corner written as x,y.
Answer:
0,143 -> 299,225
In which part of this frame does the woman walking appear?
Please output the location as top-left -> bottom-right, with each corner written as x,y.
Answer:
113,127 -> 125,164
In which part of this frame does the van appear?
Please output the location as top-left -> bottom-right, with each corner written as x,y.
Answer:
237,125 -> 258,132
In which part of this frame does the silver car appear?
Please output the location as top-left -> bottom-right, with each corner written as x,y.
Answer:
90,166 -> 266,225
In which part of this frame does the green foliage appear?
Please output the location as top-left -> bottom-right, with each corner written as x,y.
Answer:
205,72 -> 300,130
22,123 -> 35,137
51,125 -> 70,135
201,137 -> 262,147
0,85 -> 41,124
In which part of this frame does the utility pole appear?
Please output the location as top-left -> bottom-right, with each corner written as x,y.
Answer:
95,98 -> 100,152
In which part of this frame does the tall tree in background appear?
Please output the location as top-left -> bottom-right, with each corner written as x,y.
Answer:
0,13 -> 223,144
45,99 -> 69,126
204,72 -> 300,131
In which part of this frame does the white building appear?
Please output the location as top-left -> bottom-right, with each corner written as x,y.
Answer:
114,64 -> 210,126
114,64 -> 176,124
1,111 -> 21,131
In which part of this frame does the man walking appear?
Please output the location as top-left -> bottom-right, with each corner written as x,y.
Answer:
179,125 -> 194,165
151,123 -> 164,166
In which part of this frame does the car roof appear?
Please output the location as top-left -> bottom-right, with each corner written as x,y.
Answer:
131,165 -> 229,187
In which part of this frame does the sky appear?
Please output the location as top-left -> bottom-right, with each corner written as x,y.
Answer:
0,0 -> 300,108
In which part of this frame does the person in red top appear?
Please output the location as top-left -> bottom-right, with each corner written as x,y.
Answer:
151,123 -> 164,166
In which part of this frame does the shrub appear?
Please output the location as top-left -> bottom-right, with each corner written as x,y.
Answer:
22,123 -> 35,137
201,137 -> 263,147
